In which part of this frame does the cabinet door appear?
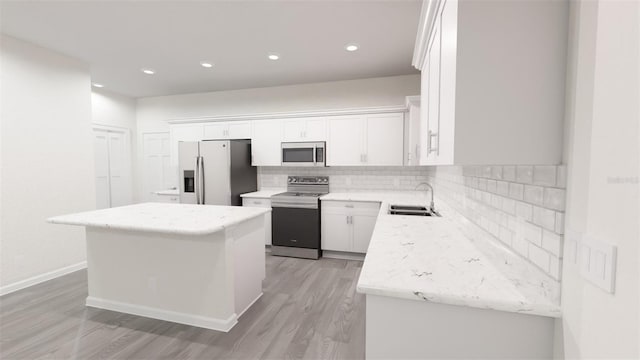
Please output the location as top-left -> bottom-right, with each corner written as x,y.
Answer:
251,119 -> 283,166
304,118 -> 327,140
203,123 -> 228,139
437,0 -> 458,165
352,214 -> 378,253
242,197 -> 272,245
326,116 -> 364,166
364,113 -> 404,166
425,23 -> 442,164
169,124 -> 204,166
227,121 -> 252,139
321,212 -> 352,252
282,118 -> 306,142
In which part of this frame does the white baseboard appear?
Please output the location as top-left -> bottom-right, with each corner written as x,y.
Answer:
0,261 -> 87,297
323,251 -> 366,261
85,296 -> 238,332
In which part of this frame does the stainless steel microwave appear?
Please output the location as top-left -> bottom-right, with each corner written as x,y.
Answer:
281,142 -> 326,167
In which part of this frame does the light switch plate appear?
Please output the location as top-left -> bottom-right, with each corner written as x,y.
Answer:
579,235 -> 617,293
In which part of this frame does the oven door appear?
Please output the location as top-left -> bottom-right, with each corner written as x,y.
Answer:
271,207 -> 320,249
281,142 -> 326,167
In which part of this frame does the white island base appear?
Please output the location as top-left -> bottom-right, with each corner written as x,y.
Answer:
366,294 -> 554,359
49,203 -> 269,332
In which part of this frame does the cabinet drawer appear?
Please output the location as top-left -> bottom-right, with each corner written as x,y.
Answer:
242,197 -> 271,207
321,200 -> 380,214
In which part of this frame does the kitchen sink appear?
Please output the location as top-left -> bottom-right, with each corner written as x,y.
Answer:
388,204 -> 441,217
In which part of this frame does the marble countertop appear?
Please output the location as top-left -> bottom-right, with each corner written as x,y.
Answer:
154,189 -> 179,196
48,203 -> 270,236
240,189 -> 286,199
322,191 -> 561,318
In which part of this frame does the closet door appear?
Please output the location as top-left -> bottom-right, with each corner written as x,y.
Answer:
93,130 -> 111,209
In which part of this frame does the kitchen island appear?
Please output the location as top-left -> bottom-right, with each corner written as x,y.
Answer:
48,202 -> 270,332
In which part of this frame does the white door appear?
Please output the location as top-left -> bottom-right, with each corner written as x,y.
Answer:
365,114 -> 404,166
251,119 -> 283,166
321,212 -> 352,252
304,118 -> 327,140
93,128 -> 131,208
203,123 -> 228,139
352,214 -> 378,253
327,116 -> 364,166
227,121 -> 252,139
107,131 -> 130,207
142,132 -> 172,202
93,131 -> 111,209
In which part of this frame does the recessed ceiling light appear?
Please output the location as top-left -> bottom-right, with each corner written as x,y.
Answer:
92,83 -> 104,88
200,61 -> 214,68
267,53 -> 280,61
141,68 -> 155,75
345,43 -> 359,52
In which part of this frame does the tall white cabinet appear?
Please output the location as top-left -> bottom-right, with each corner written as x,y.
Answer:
415,0 -> 568,165
93,127 -> 131,209
142,132 -> 174,201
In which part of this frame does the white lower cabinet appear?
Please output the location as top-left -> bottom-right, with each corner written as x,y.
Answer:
321,200 -> 380,253
242,197 -> 272,245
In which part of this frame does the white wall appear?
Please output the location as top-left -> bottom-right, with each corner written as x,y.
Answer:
560,0 -> 640,358
0,35 -> 96,293
135,74 -> 420,198
91,89 -> 137,203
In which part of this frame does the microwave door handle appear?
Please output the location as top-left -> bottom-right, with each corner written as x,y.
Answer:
313,145 -> 317,165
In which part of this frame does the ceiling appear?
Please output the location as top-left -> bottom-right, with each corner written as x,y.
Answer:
0,0 -> 422,98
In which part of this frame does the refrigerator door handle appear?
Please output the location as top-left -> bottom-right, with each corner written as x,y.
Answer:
194,157 -> 200,204
198,156 -> 205,204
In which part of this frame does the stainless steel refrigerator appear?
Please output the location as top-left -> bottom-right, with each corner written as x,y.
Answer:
178,140 -> 257,206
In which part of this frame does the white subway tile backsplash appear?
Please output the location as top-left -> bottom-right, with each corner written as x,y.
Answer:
524,185 -> 544,206
555,212 -> 565,235
503,166 -> 516,182
544,188 -> 566,211
542,230 -> 563,257
515,201 -> 533,221
487,180 -> 497,193
532,206 -> 556,232
533,165 -> 557,186
520,220 -> 543,247
491,166 -> 503,180
496,181 -> 510,197
516,166 -> 534,184
509,183 -> 524,200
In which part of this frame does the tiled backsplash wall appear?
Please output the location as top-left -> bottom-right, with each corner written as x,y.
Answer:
258,166 -> 430,191
258,164 -> 566,281
423,165 -> 566,281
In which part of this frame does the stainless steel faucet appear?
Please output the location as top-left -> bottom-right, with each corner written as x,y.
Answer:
415,182 -> 435,213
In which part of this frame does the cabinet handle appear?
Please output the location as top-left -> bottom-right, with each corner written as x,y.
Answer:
364,154 -> 367,163
428,130 -> 438,154
346,216 -> 350,224
345,204 -> 354,208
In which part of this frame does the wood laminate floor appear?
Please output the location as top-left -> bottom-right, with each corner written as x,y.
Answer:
0,254 -> 366,360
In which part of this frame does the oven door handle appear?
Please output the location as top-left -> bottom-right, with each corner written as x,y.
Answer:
313,145 -> 317,166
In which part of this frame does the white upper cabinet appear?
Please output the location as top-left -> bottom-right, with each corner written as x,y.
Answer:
327,113 -> 404,166
282,117 -> 327,142
251,119 -> 283,166
203,121 -> 251,140
169,124 -> 204,166
414,0 -> 568,165
365,114 -> 404,166
404,96 -> 421,165
327,116 -> 364,166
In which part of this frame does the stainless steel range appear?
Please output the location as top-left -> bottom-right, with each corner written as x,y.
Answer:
270,176 -> 329,259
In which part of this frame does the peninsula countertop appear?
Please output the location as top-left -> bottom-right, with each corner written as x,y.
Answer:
48,202 -> 271,236
321,191 -> 561,318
